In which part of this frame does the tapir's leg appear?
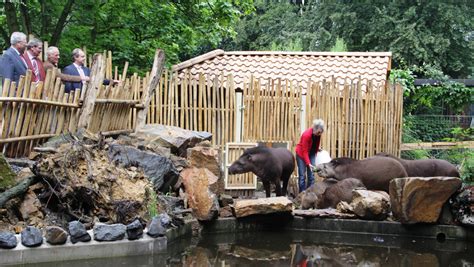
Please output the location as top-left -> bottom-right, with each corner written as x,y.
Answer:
281,173 -> 290,196
263,180 -> 271,197
274,179 -> 282,196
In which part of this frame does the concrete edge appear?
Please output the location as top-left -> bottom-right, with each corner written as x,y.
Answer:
0,220 -> 195,266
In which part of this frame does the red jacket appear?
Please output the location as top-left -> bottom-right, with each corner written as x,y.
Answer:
295,128 -> 321,166
21,52 -> 46,82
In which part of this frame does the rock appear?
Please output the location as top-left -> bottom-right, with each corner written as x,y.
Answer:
350,190 -> 390,220
93,223 -> 127,241
20,226 -> 43,247
68,221 -> 91,243
108,144 -> 179,192
126,219 -> 144,240
158,213 -> 171,227
19,189 -> 44,221
45,226 -> 68,245
0,231 -> 17,249
0,153 -> 16,191
187,145 -> 221,178
15,167 -> 34,183
147,216 -> 166,237
219,194 -> 234,207
233,197 -> 293,218
181,167 -> 220,221
390,177 -> 462,224
450,185 -> 474,226
293,208 -> 356,219
135,124 -> 212,156
219,206 -> 234,218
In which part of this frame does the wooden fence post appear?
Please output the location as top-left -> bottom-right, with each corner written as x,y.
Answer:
78,54 -> 105,129
135,49 -> 165,131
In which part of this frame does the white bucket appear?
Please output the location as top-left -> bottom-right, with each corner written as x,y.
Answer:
315,150 -> 331,165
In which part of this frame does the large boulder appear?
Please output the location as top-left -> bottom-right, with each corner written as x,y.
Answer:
181,167 -> 219,221
108,144 -> 179,192
390,177 -> 462,224
187,143 -> 221,177
135,124 -> 212,157
0,153 -> 16,191
350,190 -> 390,220
233,197 -> 293,218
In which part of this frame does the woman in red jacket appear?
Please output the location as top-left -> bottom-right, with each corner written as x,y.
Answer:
295,119 -> 325,192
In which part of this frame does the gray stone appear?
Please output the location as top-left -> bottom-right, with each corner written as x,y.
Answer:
0,231 -> 17,249
147,216 -> 166,237
108,144 -> 179,192
158,213 -> 171,227
126,219 -> 144,240
45,226 -> 68,245
93,223 -> 127,242
68,221 -> 91,244
135,124 -> 212,156
20,226 -> 43,247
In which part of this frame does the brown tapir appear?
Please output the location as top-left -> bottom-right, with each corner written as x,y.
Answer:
316,157 -> 408,192
297,178 -> 365,209
228,146 -> 295,197
375,152 -> 460,177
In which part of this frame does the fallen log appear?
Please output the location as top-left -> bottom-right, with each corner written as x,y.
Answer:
0,174 -> 37,208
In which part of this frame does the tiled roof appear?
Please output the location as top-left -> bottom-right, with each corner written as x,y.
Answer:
172,50 -> 392,89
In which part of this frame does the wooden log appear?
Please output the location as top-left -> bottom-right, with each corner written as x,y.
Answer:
78,54 -> 106,129
135,49 -> 165,131
0,175 -> 37,208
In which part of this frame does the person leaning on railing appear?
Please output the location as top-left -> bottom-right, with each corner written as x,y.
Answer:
43,46 -> 89,85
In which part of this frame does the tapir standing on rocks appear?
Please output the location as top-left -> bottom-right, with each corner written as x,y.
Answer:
228,146 -> 295,197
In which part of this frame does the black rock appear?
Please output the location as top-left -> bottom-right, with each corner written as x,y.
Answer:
147,216 -> 166,237
107,144 -> 179,192
93,223 -> 126,242
45,226 -> 68,245
158,213 -> 171,227
20,226 -> 43,247
68,221 -> 91,244
0,231 -> 17,249
126,219 -> 144,240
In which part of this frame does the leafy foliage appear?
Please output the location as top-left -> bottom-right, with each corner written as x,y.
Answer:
0,0 -> 254,73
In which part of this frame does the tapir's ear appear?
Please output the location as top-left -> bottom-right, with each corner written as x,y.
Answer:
247,154 -> 253,161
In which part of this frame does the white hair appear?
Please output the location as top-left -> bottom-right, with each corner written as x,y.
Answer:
47,46 -> 59,56
27,38 -> 42,49
312,119 -> 325,132
10,32 -> 27,45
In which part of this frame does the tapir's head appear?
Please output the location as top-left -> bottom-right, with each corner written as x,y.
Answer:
316,157 -> 354,180
228,147 -> 262,175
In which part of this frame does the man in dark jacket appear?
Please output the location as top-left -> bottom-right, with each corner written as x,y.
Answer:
0,32 -> 28,84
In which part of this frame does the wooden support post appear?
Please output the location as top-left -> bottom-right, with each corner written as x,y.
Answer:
78,54 -> 105,130
135,49 -> 165,131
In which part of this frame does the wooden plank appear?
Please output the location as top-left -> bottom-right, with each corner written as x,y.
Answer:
78,54 -> 106,129
135,49 -> 165,131
400,141 -> 474,150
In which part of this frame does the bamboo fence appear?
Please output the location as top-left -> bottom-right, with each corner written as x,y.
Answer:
148,71 -> 236,149
0,70 -> 81,157
306,79 -> 404,158
0,51 -> 153,157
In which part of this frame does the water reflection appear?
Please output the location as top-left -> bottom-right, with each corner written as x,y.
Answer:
10,231 -> 474,267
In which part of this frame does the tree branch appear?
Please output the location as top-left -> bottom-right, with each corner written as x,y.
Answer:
50,0 -> 75,46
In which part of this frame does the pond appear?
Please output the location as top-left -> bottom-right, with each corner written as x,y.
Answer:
10,230 -> 473,267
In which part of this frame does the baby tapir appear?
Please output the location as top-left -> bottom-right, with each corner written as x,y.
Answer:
228,146 -> 295,197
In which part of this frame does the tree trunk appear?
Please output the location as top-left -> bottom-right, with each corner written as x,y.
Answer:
19,0 -> 33,36
49,0 -> 75,46
4,1 -> 20,35
0,26 -> 10,50
40,0 -> 49,36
